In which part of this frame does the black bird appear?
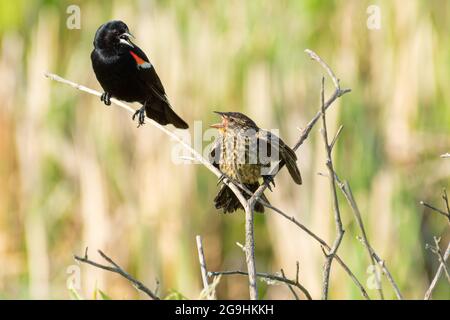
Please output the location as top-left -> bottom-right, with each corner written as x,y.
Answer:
210,112 -> 302,213
91,20 -> 189,129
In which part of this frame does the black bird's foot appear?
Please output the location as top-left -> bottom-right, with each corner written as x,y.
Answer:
132,106 -> 146,128
263,175 -> 276,192
100,92 -> 111,106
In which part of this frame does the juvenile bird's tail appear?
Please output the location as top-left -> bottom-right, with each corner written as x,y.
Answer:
214,182 -> 269,214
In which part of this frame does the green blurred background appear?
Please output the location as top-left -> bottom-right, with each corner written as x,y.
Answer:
0,0 -> 449,299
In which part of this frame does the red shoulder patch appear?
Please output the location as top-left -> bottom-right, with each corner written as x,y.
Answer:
129,50 -> 146,65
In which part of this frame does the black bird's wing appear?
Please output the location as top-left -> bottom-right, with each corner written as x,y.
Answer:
257,130 -> 302,185
130,46 -> 168,100
128,45 -> 189,129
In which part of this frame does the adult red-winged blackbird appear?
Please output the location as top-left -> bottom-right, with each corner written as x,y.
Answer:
210,112 -> 302,213
91,20 -> 189,129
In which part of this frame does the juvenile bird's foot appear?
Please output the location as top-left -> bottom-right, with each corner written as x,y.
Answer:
217,173 -> 229,185
263,175 -> 276,192
132,106 -> 146,128
100,92 -> 111,106
217,173 -> 238,186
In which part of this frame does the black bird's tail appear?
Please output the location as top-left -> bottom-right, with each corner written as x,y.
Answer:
214,182 -> 269,214
145,99 -> 189,129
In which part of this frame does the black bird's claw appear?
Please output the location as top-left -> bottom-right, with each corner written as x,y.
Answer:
132,107 -> 146,128
100,92 -> 111,106
263,175 -> 276,192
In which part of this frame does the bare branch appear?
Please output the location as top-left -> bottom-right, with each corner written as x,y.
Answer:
336,177 -> 391,300
424,241 -> 450,300
356,237 -> 403,300
74,248 -> 159,300
244,206 -> 258,299
305,49 -> 341,91
208,269 -> 312,300
442,189 -> 450,213
280,269 -> 299,300
329,125 -> 344,151
319,77 -> 345,300
426,237 -> 450,283
420,201 -> 450,225
196,235 -> 214,299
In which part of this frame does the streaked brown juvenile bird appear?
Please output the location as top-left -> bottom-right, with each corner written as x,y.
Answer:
209,112 -> 302,213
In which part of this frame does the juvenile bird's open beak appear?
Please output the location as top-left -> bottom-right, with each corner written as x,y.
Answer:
210,122 -> 224,129
119,32 -> 135,48
210,111 -> 227,129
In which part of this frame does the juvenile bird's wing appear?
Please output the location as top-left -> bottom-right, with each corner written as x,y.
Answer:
258,130 -> 302,185
209,138 -> 222,170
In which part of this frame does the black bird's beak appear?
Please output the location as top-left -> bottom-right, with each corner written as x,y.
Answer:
119,32 -> 135,48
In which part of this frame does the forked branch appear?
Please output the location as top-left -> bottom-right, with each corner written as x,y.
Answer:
74,248 -> 159,300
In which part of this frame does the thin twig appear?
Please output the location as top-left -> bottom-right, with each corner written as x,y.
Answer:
336,178 -> 390,300
280,269 -> 299,300
208,270 -> 312,300
319,77 -> 345,300
329,125 -> 343,151
442,189 -> 450,216
420,201 -> 450,225
426,237 -> 450,283
74,249 -> 159,300
434,238 -> 450,283
305,49 -> 341,91
424,241 -> 450,300
356,237 -> 403,300
196,235 -> 214,299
